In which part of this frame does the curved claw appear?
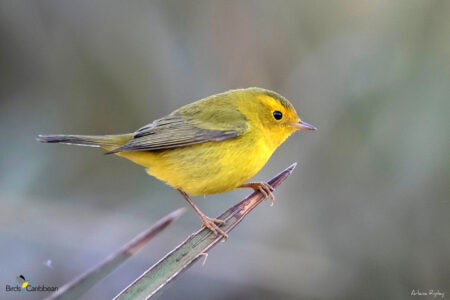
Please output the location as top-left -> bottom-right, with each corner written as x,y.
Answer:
240,182 -> 275,206
201,216 -> 228,241
177,189 -> 228,241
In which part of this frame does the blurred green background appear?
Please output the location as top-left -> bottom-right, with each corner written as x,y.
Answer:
1,1 -> 449,299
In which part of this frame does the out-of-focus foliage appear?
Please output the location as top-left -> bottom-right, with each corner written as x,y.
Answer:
0,1 -> 448,299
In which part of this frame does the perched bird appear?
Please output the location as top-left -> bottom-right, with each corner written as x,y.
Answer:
38,87 -> 316,239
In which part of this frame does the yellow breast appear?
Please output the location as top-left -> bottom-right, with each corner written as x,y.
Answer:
112,132 -> 274,195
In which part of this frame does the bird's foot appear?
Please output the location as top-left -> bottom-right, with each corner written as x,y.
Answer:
201,215 -> 228,241
241,182 -> 275,206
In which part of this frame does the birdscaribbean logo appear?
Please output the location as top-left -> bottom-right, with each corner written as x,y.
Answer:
5,275 -> 58,295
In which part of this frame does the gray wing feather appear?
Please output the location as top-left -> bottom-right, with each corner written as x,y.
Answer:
106,112 -> 246,154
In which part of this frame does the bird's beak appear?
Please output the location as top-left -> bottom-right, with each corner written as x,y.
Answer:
292,120 -> 317,131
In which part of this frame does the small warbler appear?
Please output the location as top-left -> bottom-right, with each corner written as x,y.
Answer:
38,87 -> 316,239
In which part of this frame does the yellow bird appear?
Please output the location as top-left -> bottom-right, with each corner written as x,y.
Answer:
38,87 -> 316,239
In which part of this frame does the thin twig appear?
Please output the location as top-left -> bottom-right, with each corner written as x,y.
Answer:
46,207 -> 186,300
114,163 -> 297,300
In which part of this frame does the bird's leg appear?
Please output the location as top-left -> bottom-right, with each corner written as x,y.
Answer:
238,182 -> 275,206
177,189 -> 228,241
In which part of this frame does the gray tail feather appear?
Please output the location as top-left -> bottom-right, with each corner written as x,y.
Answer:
36,134 -> 124,147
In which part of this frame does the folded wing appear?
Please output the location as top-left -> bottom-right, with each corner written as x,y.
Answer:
106,108 -> 247,154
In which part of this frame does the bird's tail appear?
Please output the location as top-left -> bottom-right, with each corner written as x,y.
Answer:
37,133 -> 133,150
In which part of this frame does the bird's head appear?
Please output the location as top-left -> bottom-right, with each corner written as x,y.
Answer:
238,88 -> 316,149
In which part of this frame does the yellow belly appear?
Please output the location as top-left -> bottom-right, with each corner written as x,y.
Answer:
109,134 -> 274,195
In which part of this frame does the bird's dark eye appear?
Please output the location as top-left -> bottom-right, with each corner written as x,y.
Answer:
273,110 -> 283,120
